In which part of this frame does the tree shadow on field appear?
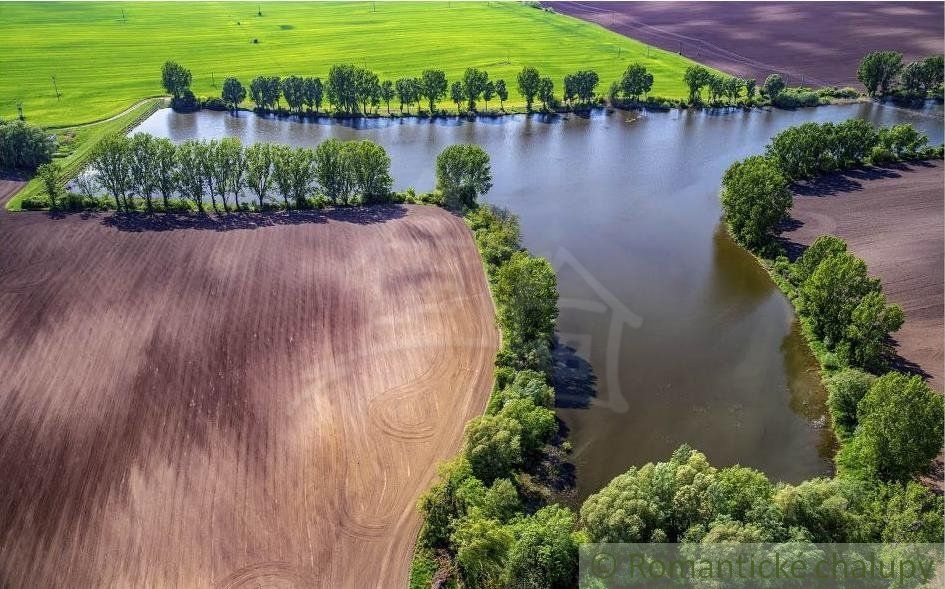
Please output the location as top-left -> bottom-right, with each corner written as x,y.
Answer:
552,339 -> 598,410
96,204 -> 409,233
791,166 -> 904,198
885,335 -> 933,382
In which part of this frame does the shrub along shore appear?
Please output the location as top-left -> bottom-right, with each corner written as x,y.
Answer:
715,117 -> 944,546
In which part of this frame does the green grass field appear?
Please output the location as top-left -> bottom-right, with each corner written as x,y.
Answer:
0,1 -> 703,127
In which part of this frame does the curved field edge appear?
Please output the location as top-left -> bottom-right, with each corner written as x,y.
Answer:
5,99 -> 163,211
0,1 -> 709,127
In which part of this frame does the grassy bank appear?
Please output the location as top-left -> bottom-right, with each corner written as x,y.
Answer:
6,99 -> 162,211
0,1 -> 702,127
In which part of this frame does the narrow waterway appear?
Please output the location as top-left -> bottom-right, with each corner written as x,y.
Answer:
134,102 -> 944,498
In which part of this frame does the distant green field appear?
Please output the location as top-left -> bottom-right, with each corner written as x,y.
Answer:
0,1 -> 705,127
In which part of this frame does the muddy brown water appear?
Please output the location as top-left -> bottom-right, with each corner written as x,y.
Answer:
134,103 -> 944,499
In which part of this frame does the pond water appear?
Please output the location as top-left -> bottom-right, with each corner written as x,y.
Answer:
134,103 -> 944,499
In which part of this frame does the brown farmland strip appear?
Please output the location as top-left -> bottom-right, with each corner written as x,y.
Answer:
0,205 -> 497,587
554,2 -> 944,88
779,162 -> 944,391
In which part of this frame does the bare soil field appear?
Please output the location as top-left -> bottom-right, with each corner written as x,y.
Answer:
554,2 -> 944,88
780,162 -> 944,391
0,205 -> 497,587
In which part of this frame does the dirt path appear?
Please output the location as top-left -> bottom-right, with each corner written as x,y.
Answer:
554,2 -> 944,88
0,205 -> 497,587
780,162 -> 944,391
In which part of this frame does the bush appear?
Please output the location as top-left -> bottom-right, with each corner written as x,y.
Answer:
816,86 -> 860,99
201,96 -> 228,111
867,145 -> 897,165
170,89 -> 200,112
20,195 -> 50,210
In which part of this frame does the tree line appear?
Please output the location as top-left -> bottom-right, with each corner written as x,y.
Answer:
857,51 -> 944,100
167,57 -> 917,118
413,204 -> 575,588
80,134 -> 393,212
721,119 -> 937,251
34,132 -> 497,214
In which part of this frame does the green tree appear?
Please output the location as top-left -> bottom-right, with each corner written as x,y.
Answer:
250,76 -> 281,110
354,67 -> 380,114
451,511 -> 513,588
505,505 -> 578,589
420,69 -> 448,113
619,63 -> 653,101
745,78 -> 757,100
857,51 -> 903,96
450,80 -> 464,112
877,124 -> 927,159
326,64 -> 359,114
435,144 -> 492,208
792,234 -> 847,285
463,413 -> 522,483
161,60 -> 192,98
707,74 -> 726,102
37,162 -> 63,208
245,142 -> 275,209
0,120 -> 56,170
313,139 -> 346,204
462,67 -> 489,111
483,80 -> 495,111
281,75 -> 306,113
537,77 -> 555,110
341,140 -> 392,203
765,122 -> 841,179
837,372 -> 944,481
826,368 -> 875,440
900,60 -> 926,93
724,77 -> 744,101
517,66 -> 541,111
128,133 -> 160,211
719,155 -> 791,250
497,397 -> 556,456
270,144 -> 294,209
303,77 -> 323,113
763,73 -> 785,99
417,456 -> 476,548
91,133 -> 133,210
153,137 -> 177,211
395,77 -> 419,114
174,139 -> 208,212
921,55 -> 944,89
493,251 -> 558,348
800,251 -> 880,346
838,290 -> 904,371
495,79 -> 508,110
379,80 -> 395,114
221,77 -> 246,110
683,65 -> 712,103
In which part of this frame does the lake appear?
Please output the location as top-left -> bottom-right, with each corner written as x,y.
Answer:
134,102 -> 944,499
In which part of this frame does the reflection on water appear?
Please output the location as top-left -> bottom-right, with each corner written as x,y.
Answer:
133,102 -> 943,498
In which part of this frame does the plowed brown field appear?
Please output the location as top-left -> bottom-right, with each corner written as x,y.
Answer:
554,2 -> 944,88
0,205 -> 497,588
781,162 -> 944,391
